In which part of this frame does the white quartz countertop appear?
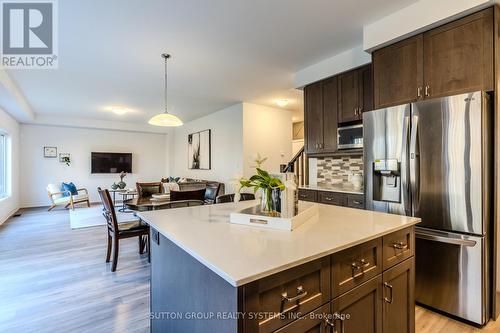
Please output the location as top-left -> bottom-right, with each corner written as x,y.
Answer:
138,201 -> 419,287
299,183 -> 363,195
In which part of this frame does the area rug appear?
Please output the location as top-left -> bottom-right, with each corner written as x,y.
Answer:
69,205 -> 138,229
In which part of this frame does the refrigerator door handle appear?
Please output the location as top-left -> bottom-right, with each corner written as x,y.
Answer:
401,113 -> 411,216
415,229 -> 477,247
409,114 -> 419,215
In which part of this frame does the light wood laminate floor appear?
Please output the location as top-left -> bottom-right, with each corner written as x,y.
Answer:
0,207 -> 150,333
1,206 -> 500,332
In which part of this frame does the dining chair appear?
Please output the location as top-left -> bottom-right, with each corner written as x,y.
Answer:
97,187 -> 150,272
136,182 -> 162,198
170,189 -> 206,201
215,193 -> 255,204
204,184 -> 221,204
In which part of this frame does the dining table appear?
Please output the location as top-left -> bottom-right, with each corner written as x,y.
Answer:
123,196 -> 205,211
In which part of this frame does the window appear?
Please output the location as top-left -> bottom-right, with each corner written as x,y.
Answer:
0,134 -> 6,198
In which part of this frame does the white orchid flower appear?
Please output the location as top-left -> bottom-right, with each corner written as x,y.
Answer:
250,153 -> 268,169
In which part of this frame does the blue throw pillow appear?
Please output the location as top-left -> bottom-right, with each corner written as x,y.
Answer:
61,182 -> 78,196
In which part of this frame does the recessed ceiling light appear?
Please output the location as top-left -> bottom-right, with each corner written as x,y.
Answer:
275,99 -> 289,107
105,106 -> 131,116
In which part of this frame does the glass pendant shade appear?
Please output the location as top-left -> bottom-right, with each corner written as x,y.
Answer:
149,53 -> 183,127
148,112 -> 183,126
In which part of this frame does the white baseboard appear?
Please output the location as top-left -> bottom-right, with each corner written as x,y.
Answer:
0,207 -> 20,226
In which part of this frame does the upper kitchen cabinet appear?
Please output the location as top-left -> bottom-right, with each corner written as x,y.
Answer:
304,81 -> 323,154
322,77 -> 339,152
338,64 -> 373,123
373,35 -> 424,109
423,8 -> 493,98
304,77 -> 338,155
359,64 -> 374,114
373,7 -> 494,108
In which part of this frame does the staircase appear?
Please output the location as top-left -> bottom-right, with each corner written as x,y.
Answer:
284,146 -> 308,186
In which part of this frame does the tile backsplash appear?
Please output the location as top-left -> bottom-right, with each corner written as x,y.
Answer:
316,155 -> 363,185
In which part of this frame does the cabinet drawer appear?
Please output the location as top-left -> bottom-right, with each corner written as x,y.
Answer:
242,257 -> 330,333
273,303 -> 330,333
332,238 -> 382,297
383,227 -> 415,270
298,189 -> 318,202
347,194 -> 364,209
318,191 -> 346,206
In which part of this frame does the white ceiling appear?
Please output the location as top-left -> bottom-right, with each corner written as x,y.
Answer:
6,0 -> 418,126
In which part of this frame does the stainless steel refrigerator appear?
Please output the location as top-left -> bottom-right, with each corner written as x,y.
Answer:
363,91 -> 492,325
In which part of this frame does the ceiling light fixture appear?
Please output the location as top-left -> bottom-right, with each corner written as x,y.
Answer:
275,99 -> 289,107
111,107 -> 129,115
148,53 -> 183,127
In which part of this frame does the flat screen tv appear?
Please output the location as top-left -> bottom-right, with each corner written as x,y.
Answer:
91,152 -> 132,174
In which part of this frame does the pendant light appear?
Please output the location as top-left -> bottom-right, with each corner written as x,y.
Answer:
148,53 -> 183,127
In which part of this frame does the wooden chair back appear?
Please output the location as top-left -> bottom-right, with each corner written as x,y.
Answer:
97,187 -> 119,234
215,193 -> 255,204
204,184 -> 221,204
170,189 -> 206,202
136,182 -> 162,198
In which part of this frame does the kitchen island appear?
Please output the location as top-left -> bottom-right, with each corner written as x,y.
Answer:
138,200 -> 420,333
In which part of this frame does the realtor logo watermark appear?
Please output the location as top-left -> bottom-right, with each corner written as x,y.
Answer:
1,0 -> 58,69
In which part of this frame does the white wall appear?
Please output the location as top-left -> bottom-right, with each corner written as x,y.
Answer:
171,104 -> 244,192
20,124 -> 169,207
363,0 -> 493,51
242,103 -> 293,178
294,45 -> 371,88
0,108 -> 20,224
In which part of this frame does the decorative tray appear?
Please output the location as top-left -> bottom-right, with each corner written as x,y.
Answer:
229,202 -> 318,231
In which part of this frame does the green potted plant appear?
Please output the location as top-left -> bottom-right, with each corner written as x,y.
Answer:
236,154 -> 292,214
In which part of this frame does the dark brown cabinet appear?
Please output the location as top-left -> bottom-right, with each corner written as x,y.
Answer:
299,188 -> 364,209
373,35 -> 423,108
304,82 -> 323,154
332,276 -> 383,333
423,8 -> 493,99
338,69 -> 359,123
382,258 -> 415,333
338,64 -> 373,123
304,65 -> 371,155
373,8 -> 493,108
274,304 -> 330,333
304,77 -> 338,155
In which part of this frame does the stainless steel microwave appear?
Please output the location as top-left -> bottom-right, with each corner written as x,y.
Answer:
337,124 -> 363,149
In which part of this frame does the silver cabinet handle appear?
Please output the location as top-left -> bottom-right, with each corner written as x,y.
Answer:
352,200 -> 362,205
354,108 -> 357,116
324,313 -> 343,333
424,85 -> 430,97
417,86 -> 422,98
351,258 -> 370,277
281,285 -> 308,303
392,241 -> 408,250
299,194 -> 307,199
384,282 -> 393,303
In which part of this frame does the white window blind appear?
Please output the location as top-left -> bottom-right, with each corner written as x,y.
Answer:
0,134 -> 6,198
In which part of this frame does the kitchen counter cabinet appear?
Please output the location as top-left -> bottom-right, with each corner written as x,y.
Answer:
299,186 -> 364,209
140,202 -> 419,333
